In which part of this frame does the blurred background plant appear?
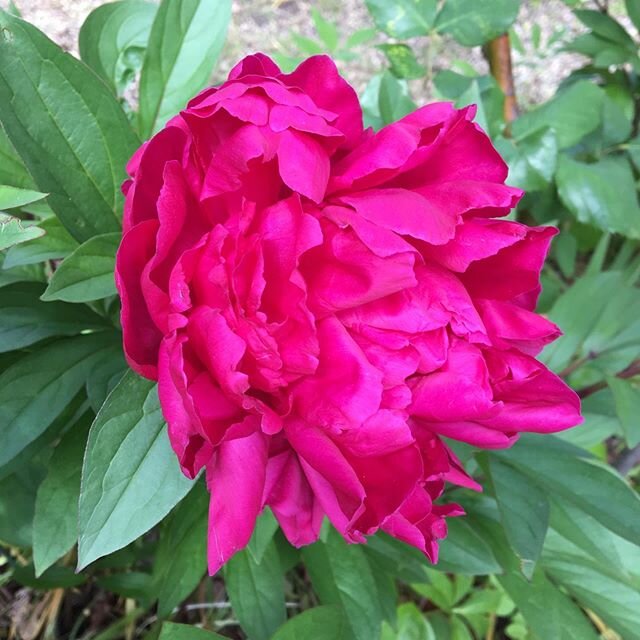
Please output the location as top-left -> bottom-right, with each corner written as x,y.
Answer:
1,1 -> 640,639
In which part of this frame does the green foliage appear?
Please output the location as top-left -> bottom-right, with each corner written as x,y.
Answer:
77,371 -> 194,569
2,1 -> 640,639
0,10 -> 139,241
137,0 -> 231,137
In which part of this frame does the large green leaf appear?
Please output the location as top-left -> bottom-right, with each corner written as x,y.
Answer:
271,606 -> 350,640
137,0 -> 231,138
556,155 -> 640,239
2,216 -> 77,268
486,456 -> 548,578
302,528 -> 382,640
364,0 -> 437,38
154,480 -> 208,618
0,282 -> 106,352
494,435 -> 640,545
33,416 -> 90,576
0,332 -> 116,467
498,569 -> 599,640
79,0 -> 157,93
512,81 -> 604,150
436,517 -> 501,575
77,371 -> 194,569
0,10 -> 139,241
42,232 -> 119,302
224,540 -> 286,640
435,0 -> 521,47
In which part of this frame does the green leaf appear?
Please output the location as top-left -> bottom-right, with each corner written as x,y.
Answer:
302,527 -> 382,640
0,10 -> 139,241
0,185 -> 46,210
137,0 -> 231,138
435,0 -> 521,47
378,71 -> 417,126
0,127 -> 35,189
13,563 -> 86,589
512,81 -> 604,150
498,569 -> 599,640
154,480 -> 208,618
542,271 -> 640,374
626,0 -> 640,32
41,232 -> 119,302
381,603 -> 436,640
0,459 -> 44,546
0,213 -> 44,250
79,0 -> 157,93
607,376 -> 640,447
271,606 -> 350,640
2,216 -> 77,268
364,0 -> 437,39
247,508 -> 279,564
437,517 -> 501,575
311,8 -> 339,51
98,570 -> 155,603
556,155 -> 640,239
574,9 -> 636,51
158,622 -> 226,640
487,456 -> 549,577
499,127 -> 558,191
377,44 -> 425,80
77,371 -> 194,569
0,332 -> 116,467
0,282 -> 106,352
224,540 -> 286,640
33,416 -> 89,575
366,532 -> 433,584
86,347 -> 127,412
494,435 -> 640,546
544,557 -> 640,640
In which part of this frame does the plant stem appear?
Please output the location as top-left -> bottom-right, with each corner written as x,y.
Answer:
485,33 -> 519,131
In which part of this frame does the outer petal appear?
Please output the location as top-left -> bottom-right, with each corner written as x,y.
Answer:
207,430 -> 269,574
115,219 -> 162,379
284,55 -> 363,147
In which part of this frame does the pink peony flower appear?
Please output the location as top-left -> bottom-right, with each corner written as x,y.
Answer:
116,54 -> 582,574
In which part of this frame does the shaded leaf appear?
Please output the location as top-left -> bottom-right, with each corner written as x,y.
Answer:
224,540 -> 286,640
42,232 -> 119,302
0,282 -> 106,352
302,527 -> 382,640
33,417 -> 90,575
0,332 -> 117,467
154,480 -> 208,618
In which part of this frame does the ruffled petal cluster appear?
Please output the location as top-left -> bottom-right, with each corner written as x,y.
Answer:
116,54 -> 581,573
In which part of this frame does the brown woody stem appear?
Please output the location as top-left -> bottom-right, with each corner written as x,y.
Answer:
485,34 -> 519,129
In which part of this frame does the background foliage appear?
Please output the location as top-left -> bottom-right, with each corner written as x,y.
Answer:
1,0 -> 640,639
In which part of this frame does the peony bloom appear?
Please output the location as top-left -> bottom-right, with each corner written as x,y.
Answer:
116,54 -> 581,573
